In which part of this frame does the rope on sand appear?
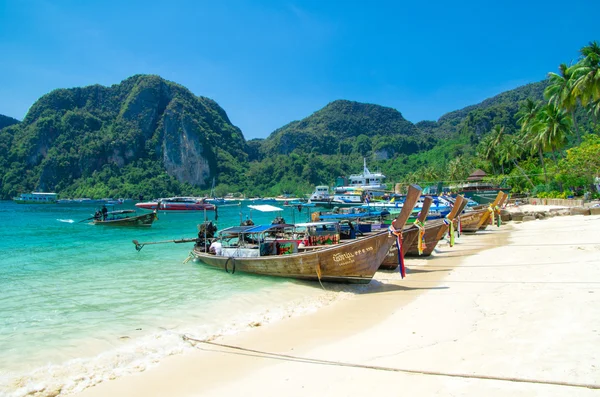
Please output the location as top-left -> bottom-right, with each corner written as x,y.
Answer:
181,335 -> 600,390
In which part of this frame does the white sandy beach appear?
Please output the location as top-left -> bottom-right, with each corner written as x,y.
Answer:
76,214 -> 600,397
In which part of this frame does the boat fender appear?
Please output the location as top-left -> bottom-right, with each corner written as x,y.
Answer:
225,257 -> 236,274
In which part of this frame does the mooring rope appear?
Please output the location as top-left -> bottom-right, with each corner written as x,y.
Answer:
181,335 -> 599,390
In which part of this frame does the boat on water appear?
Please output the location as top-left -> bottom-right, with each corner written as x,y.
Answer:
13,192 -> 58,204
307,185 -> 366,208
136,197 -> 215,211
363,195 -> 453,219
333,158 -> 387,194
91,210 -> 157,227
206,177 -> 226,204
187,184 -> 422,283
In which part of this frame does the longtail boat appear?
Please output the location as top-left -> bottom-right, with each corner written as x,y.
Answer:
461,191 -> 504,232
405,195 -> 467,256
379,196 -> 432,270
188,185 -> 422,283
478,192 -> 508,230
92,210 -> 157,227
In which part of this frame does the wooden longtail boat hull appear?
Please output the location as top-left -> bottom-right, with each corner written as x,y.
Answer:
405,220 -> 445,256
92,212 -> 156,227
192,231 -> 395,283
191,185 -> 422,283
379,196 -> 432,269
460,192 -> 504,232
479,192 -> 508,230
405,195 -> 467,257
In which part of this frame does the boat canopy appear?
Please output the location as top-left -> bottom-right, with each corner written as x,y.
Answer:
247,204 -> 284,212
107,210 -> 136,215
245,223 -> 294,233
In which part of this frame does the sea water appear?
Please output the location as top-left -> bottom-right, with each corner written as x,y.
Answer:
0,201 -> 361,396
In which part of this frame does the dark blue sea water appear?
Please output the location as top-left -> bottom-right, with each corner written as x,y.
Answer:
0,201 -> 353,396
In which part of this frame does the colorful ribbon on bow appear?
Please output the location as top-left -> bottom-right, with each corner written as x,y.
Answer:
443,218 -> 455,247
488,205 -> 495,226
495,205 -> 501,227
414,219 -> 426,255
388,222 -> 405,278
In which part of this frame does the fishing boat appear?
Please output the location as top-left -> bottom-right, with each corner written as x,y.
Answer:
478,192 -> 508,230
405,195 -> 467,256
136,197 -> 215,211
379,196 -> 433,270
91,210 -> 157,227
460,191 -> 504,232
13,192 -> 58,204
206,178 -> 226,205
333,158 -> 387,194
187,185 -> 422,284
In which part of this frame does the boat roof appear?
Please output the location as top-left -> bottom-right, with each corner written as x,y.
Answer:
293,221 -> 339,228
247,204 -> 284,212
107,210 -> 136,215
319,211 -> 388,220
219,223 -> 294,236
245,223 -> 294,233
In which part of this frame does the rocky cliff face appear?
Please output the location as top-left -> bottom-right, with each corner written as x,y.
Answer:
0,75 -> 247,197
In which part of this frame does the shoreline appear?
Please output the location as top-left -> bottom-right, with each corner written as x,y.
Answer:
71,214 -> 600,396
75,221 -> 531,396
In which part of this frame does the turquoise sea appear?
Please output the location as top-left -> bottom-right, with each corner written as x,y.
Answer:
0,201 -> 364,396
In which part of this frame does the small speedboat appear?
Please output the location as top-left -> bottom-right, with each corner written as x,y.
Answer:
136,197 -> 215,211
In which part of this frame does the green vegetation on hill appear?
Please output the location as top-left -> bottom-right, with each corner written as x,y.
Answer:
1,40 -> 598,200
0,114 -> 20,130
0,75 -> 248,199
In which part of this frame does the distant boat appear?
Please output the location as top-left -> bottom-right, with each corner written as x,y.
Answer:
308,186 -> 364,208
206,177 -> 226,204
91,210 -> 157,227
333,158 -> 387,194
13,192 -> 58,204
136,197 -> 215,211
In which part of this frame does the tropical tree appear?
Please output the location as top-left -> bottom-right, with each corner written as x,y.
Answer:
516,99 -> 541,132
477,125 -> 505,174
572,41 -> 600,110
518,100 -> 547,184
535,103 -> 572,162
498,134 -> 535,188
545,63 -> 580,142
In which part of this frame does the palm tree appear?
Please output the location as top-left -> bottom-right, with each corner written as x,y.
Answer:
477,125 -> 505,174
499,134 -> 535,188
572,41 -> 600,108
536,104 -> 572,163
517,99 -> 549,184
545,63 -> 580,142
516,99 -> 541,132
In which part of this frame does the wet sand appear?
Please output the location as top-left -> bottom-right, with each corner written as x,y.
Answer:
77,214 -> 600,396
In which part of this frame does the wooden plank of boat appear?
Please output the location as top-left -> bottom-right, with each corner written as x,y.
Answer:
189,185 -> 422,284
406,195 -> 466,257
93,211 -> 156,227
379,196 -> 432,269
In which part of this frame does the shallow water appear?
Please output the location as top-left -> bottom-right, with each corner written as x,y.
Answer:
0,201 -> 358,396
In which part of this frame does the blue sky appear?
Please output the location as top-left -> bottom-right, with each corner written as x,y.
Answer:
0,0 -> 598,139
